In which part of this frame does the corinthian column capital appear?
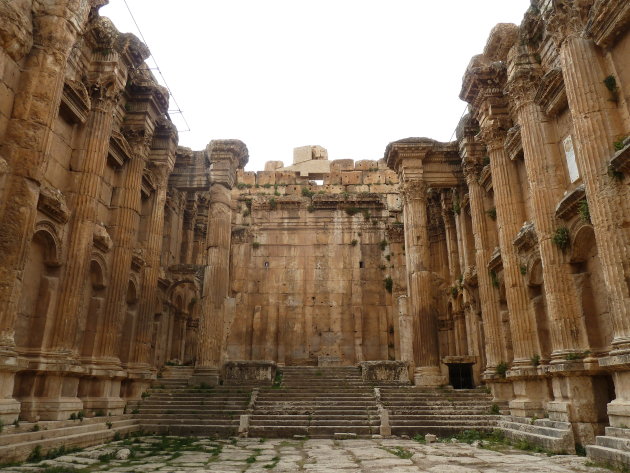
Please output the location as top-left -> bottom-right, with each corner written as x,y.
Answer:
401,179 -> 428,204
544,0 -> 595,47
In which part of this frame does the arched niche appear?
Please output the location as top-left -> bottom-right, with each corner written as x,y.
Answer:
81,258 -> 108,357
570,224 -> 611,353
15,227 -> 61,351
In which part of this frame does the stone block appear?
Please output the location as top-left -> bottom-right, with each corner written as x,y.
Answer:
264,160 -> 284,171
354,159 -> 379,170
256,171 -> 276,186
425,434 -> 437,443
330,159 -> 354,171
222,360 -> 276,385
238,171 -> 256,186
341,171 -> 362,185
360,361 -> 411,384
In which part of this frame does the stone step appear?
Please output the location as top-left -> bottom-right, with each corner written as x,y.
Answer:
605,426 -> 630,440
594,435 -> 630,452
390,419 -> 498,427
587,444 -> 630,467
251,414 -> 377,421
247,425 -> 376,438
497,419 -> 573,439
250,419 -> 379,427
138,413 -> 245,420
390,425 -> 496,437
0,419 -> 139,463
138,408 -> 247,414
0,418 -> 136,447
135,418 -> 240,426
142,424 -> 239,437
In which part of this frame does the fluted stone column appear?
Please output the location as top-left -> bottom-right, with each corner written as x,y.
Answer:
547,5 -> 630,431
193,140 -> 247,385
78,128 -> 152,414
401,180 -> 445,386
124,158 -> 174,399
479,124 -> 542,368
506,54 -> 588,360
463,163 -> 504,374
0,0 -> 96,423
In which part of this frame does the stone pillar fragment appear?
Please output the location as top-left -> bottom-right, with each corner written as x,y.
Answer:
193,140 -> 248,385
402,180 -> 445,386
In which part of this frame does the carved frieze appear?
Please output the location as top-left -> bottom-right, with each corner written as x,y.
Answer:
386,223 -> 404,243
37,187 -> 70,224
131,248 -> 146,272
108,130 -> 133,168
488,247 -> 503,272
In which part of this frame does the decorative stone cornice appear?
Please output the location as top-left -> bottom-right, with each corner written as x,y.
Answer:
504,126 -> 524,161
544,0 -> 595,47
108,130 -> 133,168
585,0 -> 630,49
37,187 -> 70,224
131,248 -> 146,272
61,80 -> 91,124
555,184 -> 586,220
534,68 -> 567,115
513,221 -> 539,253
610,138 -> 630,174
479,165 -> 493,192
488,247 -> 503,272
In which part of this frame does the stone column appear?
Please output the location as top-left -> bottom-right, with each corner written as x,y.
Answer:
463,162 -> 505,374
505,53 -> 588,359
479,124 -> 541,368
124,120 -> 177,399
79,127 -> 152,414
397,296 -> 414,382
402,180 -> 446,386
547,5 -> 630,434
0,0 -> 95,423
193,140 -> 248,385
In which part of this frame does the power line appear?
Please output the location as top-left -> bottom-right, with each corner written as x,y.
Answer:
122,0 -> 191,133
448,104 -> 469,143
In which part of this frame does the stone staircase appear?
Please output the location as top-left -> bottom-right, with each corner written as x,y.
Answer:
248,366 -> 380,438
586,426 -> 630,467
380,386 -> 506,437
0,415 -> 138,463
498,416 -> 576,454
135,365 -> 252,436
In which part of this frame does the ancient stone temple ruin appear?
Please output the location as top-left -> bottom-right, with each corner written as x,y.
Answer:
0,0 -> 629,468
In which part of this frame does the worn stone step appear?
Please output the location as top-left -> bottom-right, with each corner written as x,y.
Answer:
594,435 -> 630,452
587,444 -> 630,467
497,419 -> 572,439
0,420 -> 139,463
250,419 -> 379,427
605,427 -> 630,440
142,424 -> 239,436
391,425 -> 496,436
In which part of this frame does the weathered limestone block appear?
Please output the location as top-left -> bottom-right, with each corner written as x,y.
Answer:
274,171 -> 297,185
264,160 -> 284,171
330,159 -> 354,171
256,171 -> 276,186
360,361 -> 410,384
341,171 -> 363,185
237,170 -> 256,186
222,360 -> 276,385
355,160 -> 379,170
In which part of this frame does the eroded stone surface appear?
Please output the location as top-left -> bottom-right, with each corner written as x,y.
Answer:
0,437 -> 612,473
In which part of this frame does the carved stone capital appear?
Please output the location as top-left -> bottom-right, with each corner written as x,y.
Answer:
544,0 -> 595,47
401,179 -> 428,203
85,16 -> 119,51
505,47 -> 542,110
479,120 -> 510,151
586,0 -> 630,49
123,126 -> 153,154
463,160 -> 484,182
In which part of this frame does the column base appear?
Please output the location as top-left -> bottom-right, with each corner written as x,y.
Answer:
0,398 -> 21,424
413,366 -> 447,387
80,397 -> 126,416
78,367 -> 126,417
18,397 -> 84,421
0,365 -> 20,423
189,367 -> 220,387
508,379 -> 548,417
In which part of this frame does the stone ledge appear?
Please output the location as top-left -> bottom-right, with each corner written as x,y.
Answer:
222,360 -> 276,385
359,361 -> 410,384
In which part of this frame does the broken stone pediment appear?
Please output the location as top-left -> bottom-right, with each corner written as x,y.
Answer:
93,224 -> 113,252
555,185 -> 586,221
37,186 -> 70,224
513,221 -> 538,253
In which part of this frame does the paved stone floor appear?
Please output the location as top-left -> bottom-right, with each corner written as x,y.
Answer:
0,437 -> 614,473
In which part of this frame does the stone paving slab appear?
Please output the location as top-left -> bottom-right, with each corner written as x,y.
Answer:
0,436 -> 614,473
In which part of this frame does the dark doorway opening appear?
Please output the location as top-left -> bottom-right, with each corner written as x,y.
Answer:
448,363 -> 474,389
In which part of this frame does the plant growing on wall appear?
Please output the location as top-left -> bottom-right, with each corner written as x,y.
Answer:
489,270 -> 499,288
552,227 -> 570,251
252,242 -> 261,249
452,200 -> 461,215
577,199 -> 590,223
495,361 -> 508,378
608,164 -> 624,181
530,354 -> 540,366
269,198 -> 277,210
301,187 -> 314,198
384,276 -> 393,293
486,207 -> 497,220
603,75 -> 619,103
380,239 -> 388,251
520,264 -> 527,275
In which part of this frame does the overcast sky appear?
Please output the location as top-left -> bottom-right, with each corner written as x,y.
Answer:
101,1 -> 530,171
